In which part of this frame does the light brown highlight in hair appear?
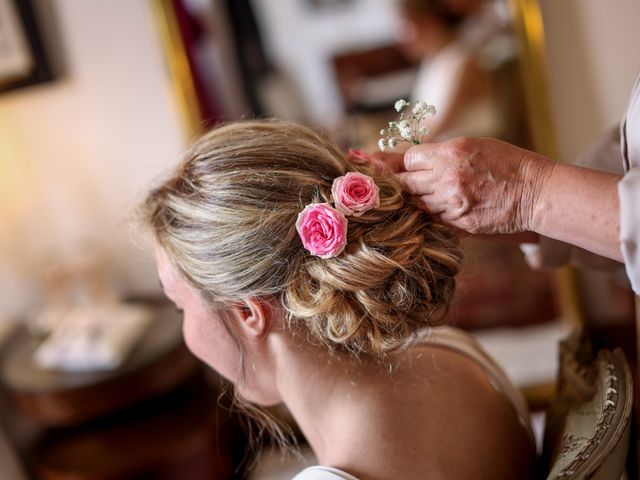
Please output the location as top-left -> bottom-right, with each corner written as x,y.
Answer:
143,119 -> 463,357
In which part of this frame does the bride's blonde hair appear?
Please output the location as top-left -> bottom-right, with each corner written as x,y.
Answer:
143,119 -> 463,357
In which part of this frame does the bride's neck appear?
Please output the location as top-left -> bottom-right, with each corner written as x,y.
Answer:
274,338 -> 386,465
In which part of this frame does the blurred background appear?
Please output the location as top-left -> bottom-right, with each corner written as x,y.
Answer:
0,0 -> 639,478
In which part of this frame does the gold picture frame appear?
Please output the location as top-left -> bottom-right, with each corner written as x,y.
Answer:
509,0 -> 584,329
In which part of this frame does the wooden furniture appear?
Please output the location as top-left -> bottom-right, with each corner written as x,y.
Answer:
32,374 -> 237,480
0,304 -> 198,426
0,303 -> 241,479
541,330 -> 633,479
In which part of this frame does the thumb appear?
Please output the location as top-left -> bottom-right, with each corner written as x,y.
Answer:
404,143 -> 439,171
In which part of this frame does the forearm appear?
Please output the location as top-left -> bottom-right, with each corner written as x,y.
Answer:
531,161 -> 623,262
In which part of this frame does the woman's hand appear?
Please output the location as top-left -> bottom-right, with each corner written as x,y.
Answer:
394,137 -> 555,234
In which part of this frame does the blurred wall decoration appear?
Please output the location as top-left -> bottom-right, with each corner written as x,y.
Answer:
0,0 -> 56,93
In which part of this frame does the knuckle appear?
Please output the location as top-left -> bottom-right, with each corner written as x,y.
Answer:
452,195 -> 465,210
449,136 -> 473,155
460,217 -> 479,234
446,169 -> 466,192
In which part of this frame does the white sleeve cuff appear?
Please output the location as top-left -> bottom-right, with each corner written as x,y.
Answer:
618,167 -> 640,294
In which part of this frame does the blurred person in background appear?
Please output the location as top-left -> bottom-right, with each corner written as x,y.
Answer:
397,0 -> 509,140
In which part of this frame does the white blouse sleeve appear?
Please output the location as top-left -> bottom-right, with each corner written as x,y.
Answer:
619,74 -> 640,294
619,166 -> 640,294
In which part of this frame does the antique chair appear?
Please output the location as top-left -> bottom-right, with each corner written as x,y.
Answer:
540,330 -> 633,479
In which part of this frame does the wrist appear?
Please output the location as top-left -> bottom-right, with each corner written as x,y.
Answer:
518,153 -> 556,233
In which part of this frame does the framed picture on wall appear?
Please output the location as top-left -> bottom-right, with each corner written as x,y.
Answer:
0,0 -> 54,93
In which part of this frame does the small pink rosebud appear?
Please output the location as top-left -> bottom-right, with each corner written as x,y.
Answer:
346,149 -> 386,174
346,149 -> 375,164
331,172 -> 380,217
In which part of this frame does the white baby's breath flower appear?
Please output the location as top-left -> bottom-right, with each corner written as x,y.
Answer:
397,119 -> 411,140
394,99 -> 408,112
413,101 -> 427,115
378,98 -> 437,151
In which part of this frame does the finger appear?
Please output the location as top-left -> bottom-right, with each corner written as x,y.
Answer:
424,212 -> 463,231
416,193 -> 448,215
429,212 -> 464,232
395,171 -> 437,195
372,151 -> 405,173
403,144 -> 440,172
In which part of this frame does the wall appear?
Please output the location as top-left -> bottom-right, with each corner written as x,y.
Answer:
0,0 -> 186,317
539,0 -> 640,164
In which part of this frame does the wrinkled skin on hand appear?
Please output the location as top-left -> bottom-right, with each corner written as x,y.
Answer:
393,137 -> 555,234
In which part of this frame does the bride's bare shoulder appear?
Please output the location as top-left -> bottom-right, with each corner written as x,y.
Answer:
384,341 -> 536,479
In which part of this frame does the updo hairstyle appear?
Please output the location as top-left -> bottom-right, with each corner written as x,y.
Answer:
143,120 -> 463,357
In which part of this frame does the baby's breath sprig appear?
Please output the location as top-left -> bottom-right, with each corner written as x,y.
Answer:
378,99 -> 436,151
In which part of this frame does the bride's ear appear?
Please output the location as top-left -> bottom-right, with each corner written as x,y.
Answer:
231,297 -> 272,342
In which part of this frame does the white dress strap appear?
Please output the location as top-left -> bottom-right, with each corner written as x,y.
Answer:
292,466 -> 359,480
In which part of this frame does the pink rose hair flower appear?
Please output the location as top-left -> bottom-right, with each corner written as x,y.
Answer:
346,149 -> 375,165
345,149 -> 386,174
331,172 -> 380,217
296,203 -> 348,258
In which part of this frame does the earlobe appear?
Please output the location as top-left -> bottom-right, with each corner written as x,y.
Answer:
233,297 -> 271,342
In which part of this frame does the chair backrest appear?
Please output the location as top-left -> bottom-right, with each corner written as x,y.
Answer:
541,330 -> 633,480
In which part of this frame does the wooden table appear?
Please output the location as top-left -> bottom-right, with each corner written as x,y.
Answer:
0,303 -> 241,479
0,304 -> 198,426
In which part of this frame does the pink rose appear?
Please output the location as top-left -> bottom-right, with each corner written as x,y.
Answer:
296,203 -> 348,258
346,149 -> 375,165
331,172 -> 380,217
345,149 -> 386,174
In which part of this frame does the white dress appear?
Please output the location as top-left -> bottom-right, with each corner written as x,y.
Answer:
291,326 -> 533,480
